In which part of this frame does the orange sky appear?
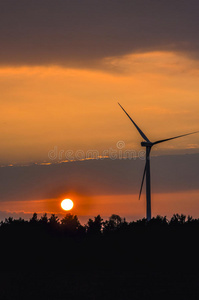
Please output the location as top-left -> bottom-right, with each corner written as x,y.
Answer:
1,50 -> 199,221
1,1 -> 199,222
1,51 -> 199,165
1,190 -> 199,224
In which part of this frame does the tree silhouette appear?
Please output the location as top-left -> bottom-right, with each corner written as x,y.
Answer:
39,213 -> 48,225
5,217 -> 14,225
49,214 -> 59,225
87,215 -> 103,235
170,213 -> 186,225
148,215 -> 168,227
30,212 -> 38,223
61,213 -> 80,233
103,214 -> 123,233
0,212 -> 199,282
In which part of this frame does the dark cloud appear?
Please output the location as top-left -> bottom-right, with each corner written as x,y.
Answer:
0,153 -> 198,202
0,0 -> 199,67
0,210 -> 34,220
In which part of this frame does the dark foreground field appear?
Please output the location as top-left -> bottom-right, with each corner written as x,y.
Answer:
0,270 -> 197,300
0,214 -> 198,299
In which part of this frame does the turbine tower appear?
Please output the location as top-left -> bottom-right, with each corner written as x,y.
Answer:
118,103 -> 198,221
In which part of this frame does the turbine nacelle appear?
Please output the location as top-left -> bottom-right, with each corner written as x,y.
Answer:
141,141 -> 152,147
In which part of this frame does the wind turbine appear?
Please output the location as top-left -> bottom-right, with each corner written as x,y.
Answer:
118,103 -> 199,221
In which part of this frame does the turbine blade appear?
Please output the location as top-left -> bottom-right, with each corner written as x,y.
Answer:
118,103 -> 150,142
152,131 -> 199,146
139,162 -> 146,200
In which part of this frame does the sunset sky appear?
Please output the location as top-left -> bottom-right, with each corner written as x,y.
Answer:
1,0 -> 199,222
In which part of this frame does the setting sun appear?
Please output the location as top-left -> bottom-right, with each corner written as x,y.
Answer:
61,199 -> 74,211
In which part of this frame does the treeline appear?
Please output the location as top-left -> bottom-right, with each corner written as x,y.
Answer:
1,212 -> 199,234
1,213 -> 199,272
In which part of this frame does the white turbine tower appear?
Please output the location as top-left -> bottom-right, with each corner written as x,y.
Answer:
118,103 -> 199,221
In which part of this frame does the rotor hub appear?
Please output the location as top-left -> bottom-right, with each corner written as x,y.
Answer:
141,141 -> 152,147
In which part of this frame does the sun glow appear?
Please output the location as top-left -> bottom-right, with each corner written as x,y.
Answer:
61,199 -> 74,211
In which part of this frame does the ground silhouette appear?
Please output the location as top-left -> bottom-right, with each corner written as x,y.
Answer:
0,213 -> 198,299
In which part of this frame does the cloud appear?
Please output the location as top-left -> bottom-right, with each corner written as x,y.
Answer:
1,0 -> 199,68
0,153 -> 199,202
0,210 -> 35,221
